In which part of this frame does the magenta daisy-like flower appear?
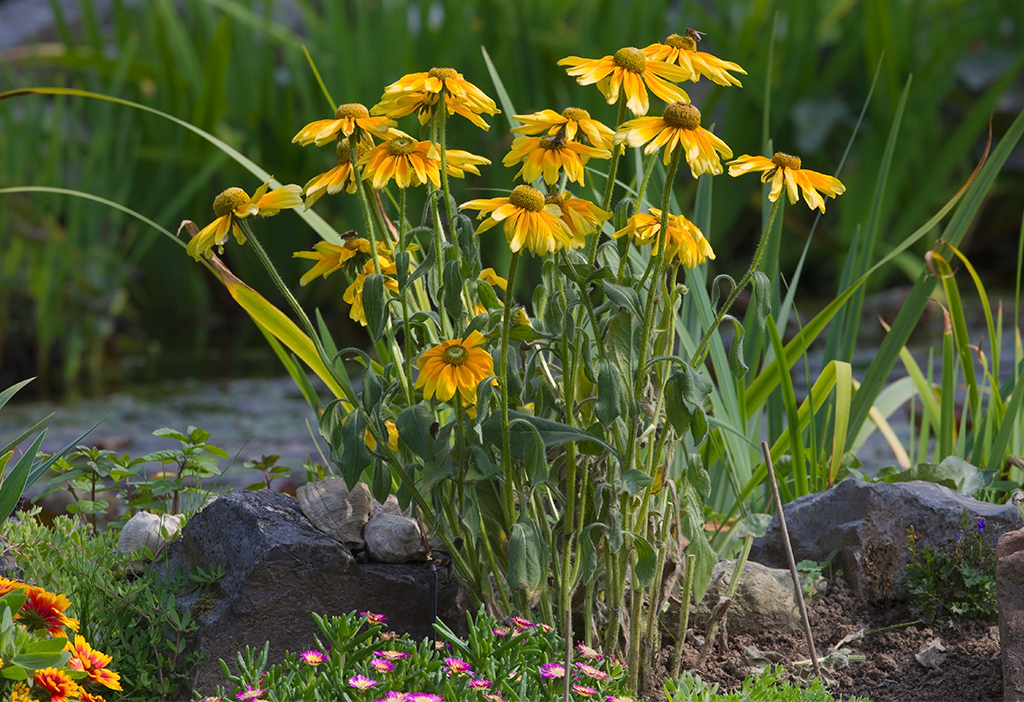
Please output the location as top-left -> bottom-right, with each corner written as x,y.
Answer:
235,685 -> 264,701
576,643 -> 602,660
469,679 -> 493,690
373,650 -> 411,661
445,657 -> 472,675
300,649 -> 328,666
539,663 -> 565,679
575,662 -> 610,680
492,627 -> 509,637
407,694 -> 444,702
375,692 -> 408,701
349,675 -> 378,690
371,658 -> 395,674
574,685 -> 598,697
606,696 -> 634,702
510,616 -> 533,629
362,611 -> 388,624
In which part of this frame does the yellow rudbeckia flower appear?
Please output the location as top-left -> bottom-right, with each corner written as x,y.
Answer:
359,129 -> 441,190
415,330 -> 495,405
502,133 -> 610,186
365,420 -> 399,453
292,103 -> 394,147
343,259 -> 400,326
303,138 -> 365,208
512,107 -> 615,150
726,152 -> 846,212
558,47 -> 690,117
615,102 -> 732,176
613,208 -> 715,268
293,236 -> 389,286
544,191 -> 612,239
371,67 -> 499,131
445,149 -> 492,178
478,267 -> 508,291
185,182 -> 303,261
461,185 -> 584,256
642,30 -> 747,87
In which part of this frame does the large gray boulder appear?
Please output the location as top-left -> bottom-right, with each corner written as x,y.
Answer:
159,490 -> 470,694
998,528 -> 1024,701
749,479 -> 1020,601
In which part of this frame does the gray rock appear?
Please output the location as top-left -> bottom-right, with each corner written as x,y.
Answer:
159,490 -> 470,694
749,479 -> 1021,601
364,512 -> 429,564
663,559 -> 806,637
997,527 -> 1024,701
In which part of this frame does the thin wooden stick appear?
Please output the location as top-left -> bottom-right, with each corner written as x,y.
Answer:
761,441 -> 823,682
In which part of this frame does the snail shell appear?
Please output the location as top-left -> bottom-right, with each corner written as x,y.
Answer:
296,478 -> 372,548
364,512 -> 428,564
117,511 -> 184,556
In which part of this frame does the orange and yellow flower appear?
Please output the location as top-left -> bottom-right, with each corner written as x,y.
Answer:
186,182 -> 303,260
544,192 -> 612,239
294,236 -> 389,286
372,67 -> 499,131
462,185 -> 584,256
77,691 -> 108,702
0,576 -> 26,596
31,668 -> 81,702
303,138 -> 364,208
727,152 -> 846,212
615,102 -> 732,176
11,682 -> 32,702
343,259 -> 400,327
512,107 -> 615,150
359,129 -> 442,190
502,134 -> 610,186
292,103 -> 393,147
613,208 -> 714,268
415,330 -> 495,405
66,635 -> 122,691
642,31 -> 746,87
558,47 -> 690,117
18,586 -> 79,637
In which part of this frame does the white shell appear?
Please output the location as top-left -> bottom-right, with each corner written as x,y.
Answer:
297,478 -> 372,547
371,494 -> 407,517
117,511 -> 184,556
364,512 -> 428,563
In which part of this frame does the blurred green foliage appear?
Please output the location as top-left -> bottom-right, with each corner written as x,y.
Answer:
2,0 -> 1022,394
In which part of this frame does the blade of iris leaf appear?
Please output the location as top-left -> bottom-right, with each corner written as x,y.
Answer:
0,87 -> 344,245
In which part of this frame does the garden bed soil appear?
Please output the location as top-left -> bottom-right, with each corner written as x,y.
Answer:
658,580 -> 1001,701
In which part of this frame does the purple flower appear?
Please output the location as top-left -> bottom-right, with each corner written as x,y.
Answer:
469,679 -> 493,690
978,518 -> 987,533
300,649 -> 328,665
539,662 -> 565,679
445,657 -> 472,675
510,616 -> 533,629
375,693 -> 408,702
373,650 -> 411,661
349,675 -> 378,690
956,530 -> 964,543
573,685 -> 598,697
235,685 -> 264,701
371,658 -> 395,673
407,695 -> 444,702
362,611 -> 388,624
575,662 -> 610,680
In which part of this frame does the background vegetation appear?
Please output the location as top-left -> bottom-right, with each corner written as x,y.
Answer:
2,0 -> 1023,397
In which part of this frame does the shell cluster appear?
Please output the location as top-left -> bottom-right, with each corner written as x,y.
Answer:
117,511 -> 185,556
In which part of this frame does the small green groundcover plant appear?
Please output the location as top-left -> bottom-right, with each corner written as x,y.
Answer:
902,510 -> 997,624
207,608 -> 871,702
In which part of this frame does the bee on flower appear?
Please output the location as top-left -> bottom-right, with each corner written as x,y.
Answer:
502,130 -> 611,186
372,67 -> 499,130
615,102 -> 732,177
185,182 -> 303,261
512,107 -> 615,150
559,47 -> 691,117
642,30 -> 747,87
293,235 -> 392,287
727,152 -> 846,212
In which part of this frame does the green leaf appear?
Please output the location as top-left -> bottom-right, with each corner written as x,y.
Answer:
153,427 -> 189,441
726,316 -> 748,379
12,652 -> 70,670
752,271 -> 771,330
515,421 -> 548,487
482,411 -> 616,459
477,279 -> 502,311
443,260 -> 464,320
371,462 -> 391,504
362,364 -> 383,412
878,456 -> 987,496
602,281 -> 642,319
507,521 -> 542,591
630,533 -> 658,587
596,359 -> 625,429
0,430 -> 46,521
363,273 -> 387,344
397,405 -> 437,463
620,469 -> 653,496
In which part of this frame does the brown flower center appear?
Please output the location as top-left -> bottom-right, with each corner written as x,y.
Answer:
334,103 -> 370,120
665,33 -> 698,52
387,137 -> 418,156
508,185 -> 545,212
561,107 -> 590,122
335,138 -> 353,165
771,152 -> 802,170
613,47 -> 647,74
662,102 -> 701,130
442,344 -> 468,366
539,134 -> 566,151
428,67 -> 458,80
212,187 -> 249,217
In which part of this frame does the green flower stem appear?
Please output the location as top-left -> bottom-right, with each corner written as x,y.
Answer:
477,504 -> 513,614
627,566 -> 643,689
558,251 -> 606,358
499,251 -> 522,524
560,311 -> 579,700
349,139 -> 383,276
636,151 -> 660,211
690,197 -> 780,368
399,189 -> 415,398
435,92 -> 475,331
588,96 -> 629,265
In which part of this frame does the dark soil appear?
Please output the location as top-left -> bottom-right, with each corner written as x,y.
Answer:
657,580 -> 1001,701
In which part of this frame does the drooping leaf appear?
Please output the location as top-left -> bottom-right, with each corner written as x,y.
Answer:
596,359 -> 625,428
397,404 -> 436,462
507,520 -> 542,591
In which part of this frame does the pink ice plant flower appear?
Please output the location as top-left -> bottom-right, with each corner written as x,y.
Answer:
492,627 -> 509,637
445,657 -> 473,675
407,694 -> 444,702
539,662 -> 565,679
573,685 -> 598,697
469,679 -> 493,690
576,662 -> 610,680
606,696 -> 634,702
376,693 -> 408,701
576,643 -> 602,659
510,616 -> 532,629
371,658 -> 395,673
362,611 -> 388,624
349,675 -> 378,690
300,649 -> 328,665
374,650 -> 411,661
235,685 -> 264,701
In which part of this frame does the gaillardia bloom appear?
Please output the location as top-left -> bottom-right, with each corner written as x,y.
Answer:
294,236 -> 390,287
344,260 -> 400,327
67,635 -> 122,691
19,586 -> 79,637
642,31 -> 746,87
415,330 -> 495,405
502,133 -> 610,186
186,183 -> 303,260
512,107 -> 615,150
727,152 -> 846,212
559,47 -> 690,116
32,668 -> 81,702
292,103 -> 393,147
461,185 -> 584,256
616,102 -> 732,176
613,208 -> 715,268
545,191 -> 611,239
303,138 -> 364,208
360,129 -> 441,189
372,67 -> 499,130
